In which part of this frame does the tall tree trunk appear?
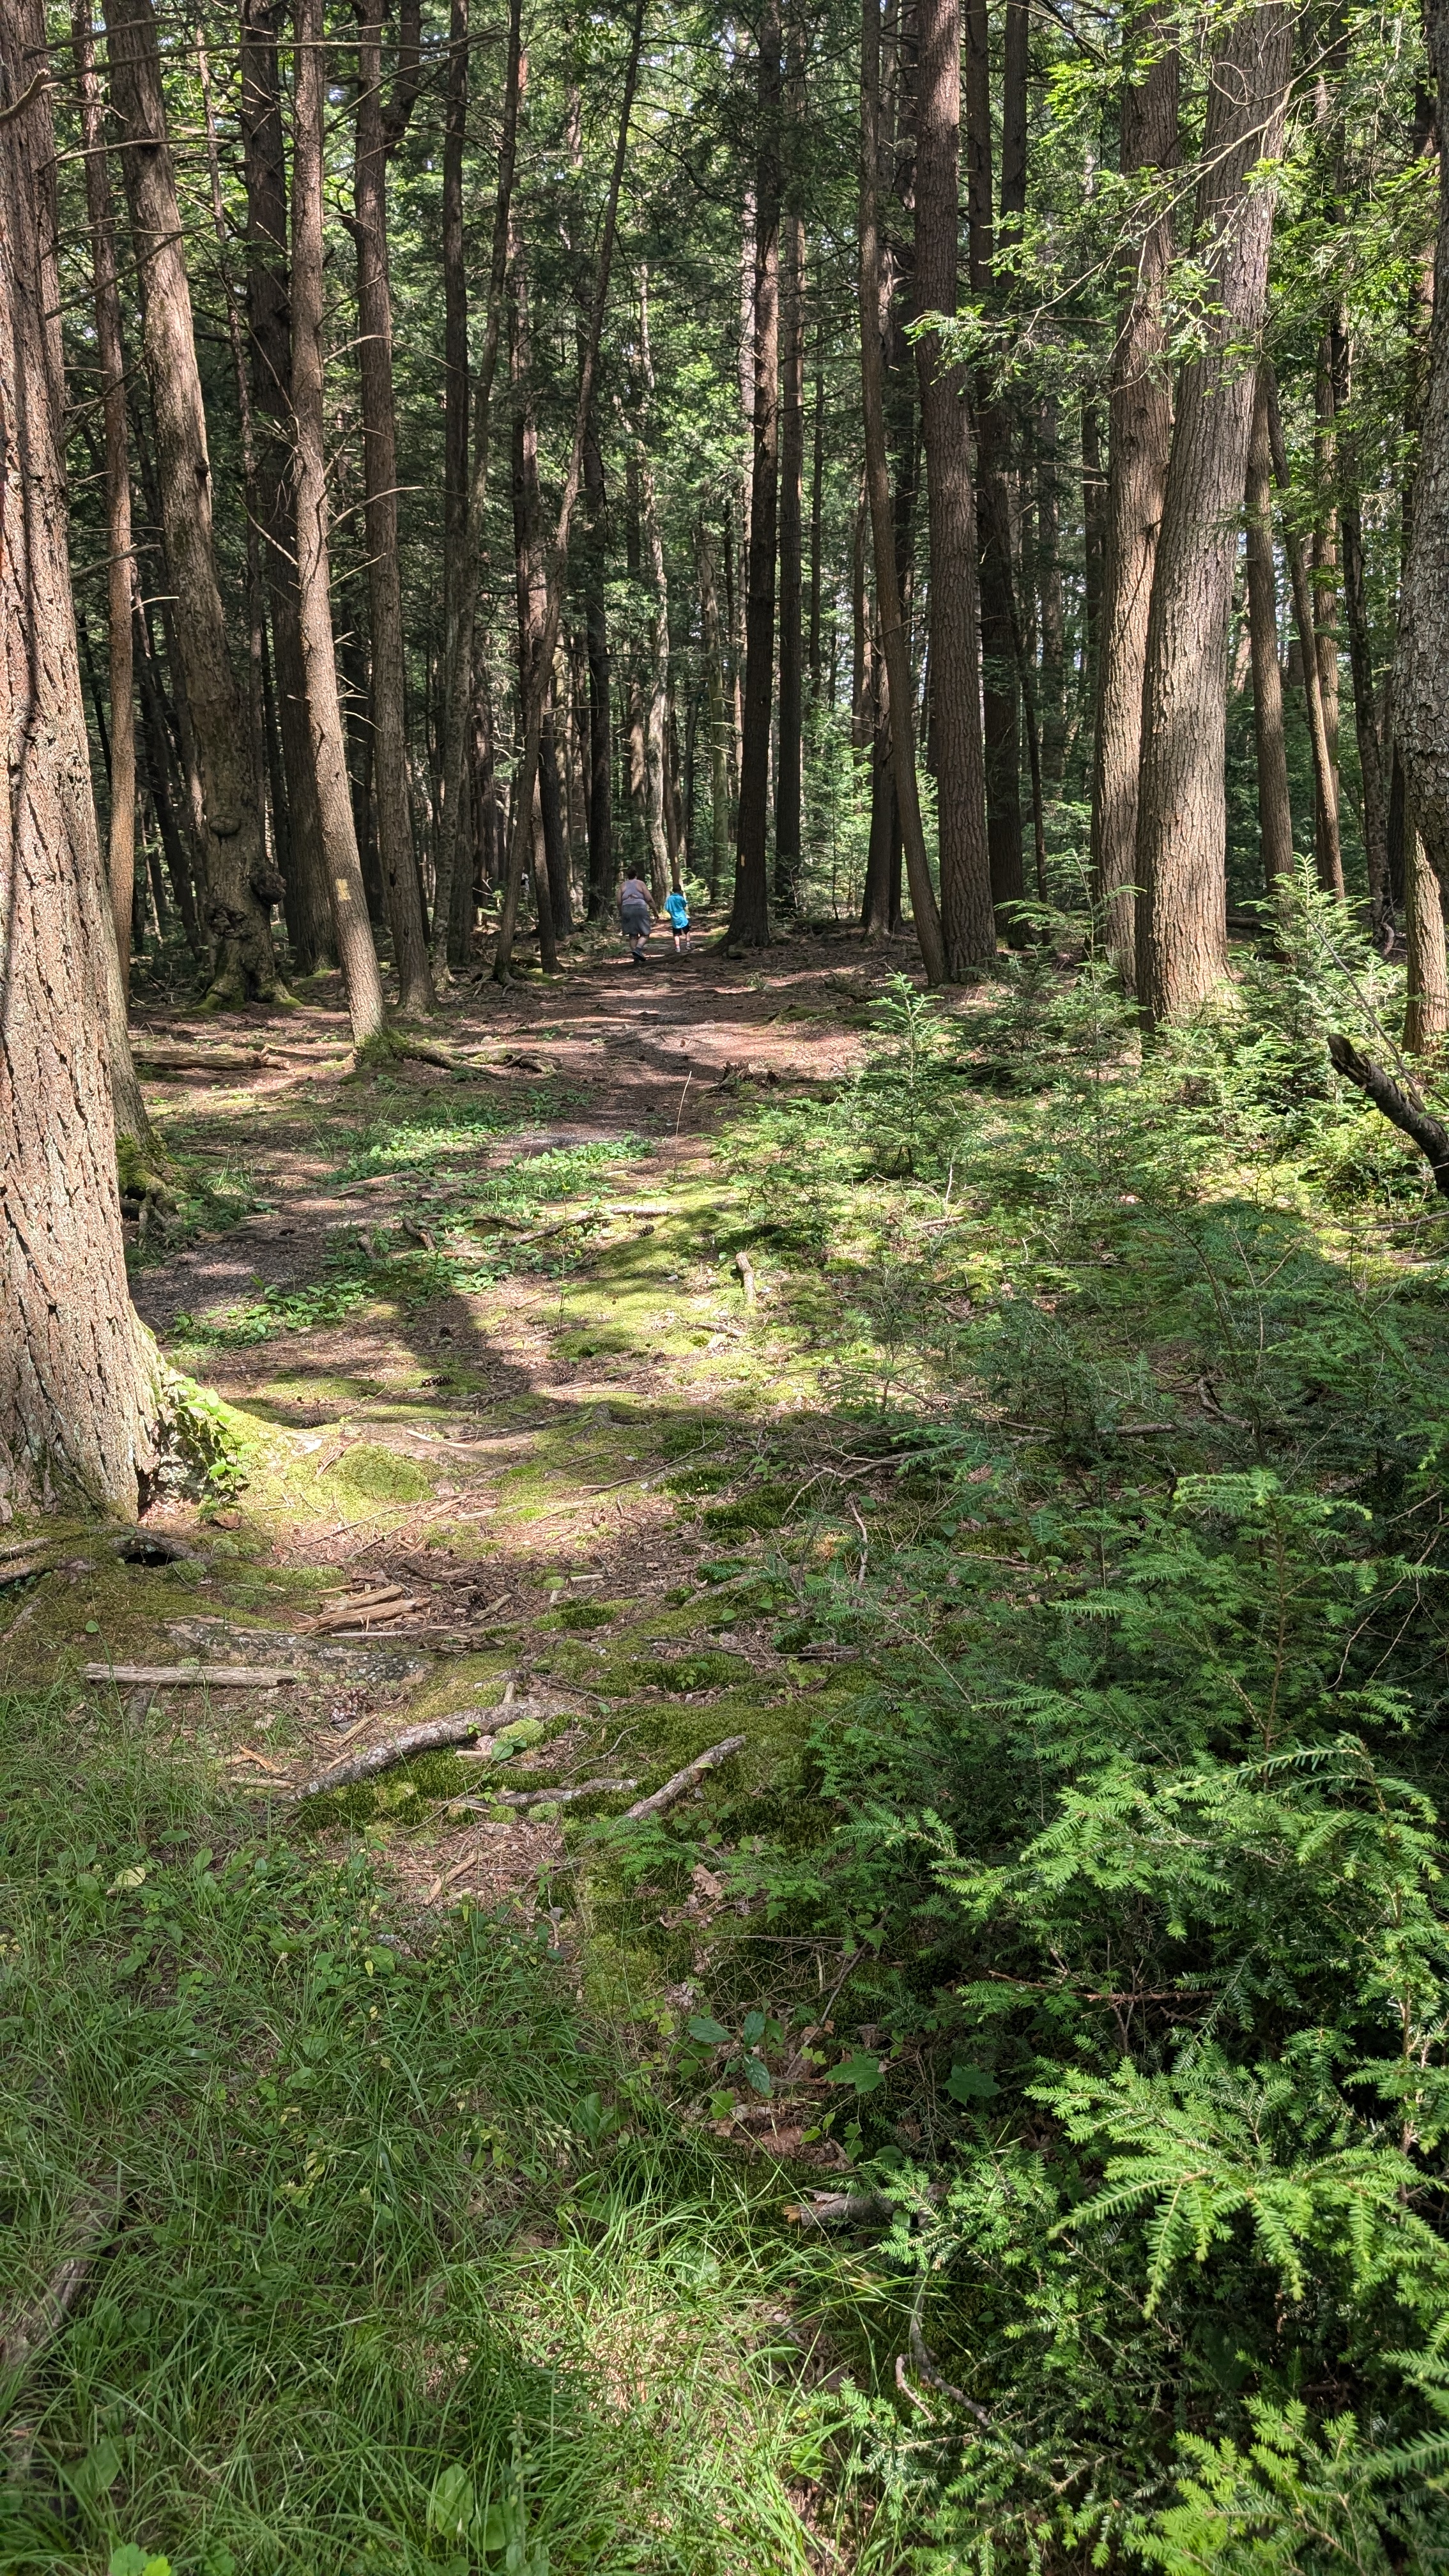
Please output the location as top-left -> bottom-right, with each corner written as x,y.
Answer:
1,0 -> 161,1515
1090,12 -> 1176,981
107,0 -> 280,1007
240,0 -> 332,976
1036,398 -> 1066,789
809,317 -> 825,705
1342,445 -> 1391,940
860,0 -> 946,983
963,0 -> 1023,927
730,0 -> 783,946
1081,395 -> 1105,700
440,0 -> 470,940
493,0 -> 647,977
509,221 -> 565,962
697,523 -> 732,903
1404,816 -> 1449,1050
582,420 -> 613,917
291,0 -> 385,1042
914,0 -> 993,975
1245,365 -> 1294,892
353,0 -> 433,1011
1264,367 -> 1344,901
1312,330 -> 1344,897
775,12 -> 807,908
433,0 -> 521,980
1135,0 -> 1291,1025
634,268 -> 676,901
74,0 -> 136,999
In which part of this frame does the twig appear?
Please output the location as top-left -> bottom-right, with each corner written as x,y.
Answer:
287,1706 -> 518,1801
452,1776 -> 638,1811
622,1735 -> 746,1822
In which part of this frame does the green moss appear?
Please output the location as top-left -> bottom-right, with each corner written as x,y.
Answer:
542,1600 -> 621,1631
595,1650 -> 753,1697
556,1325 -> 638,1360
700,1487 -> 792,1534
664,1466 -> 734,1496
333,1443 -> 434,1502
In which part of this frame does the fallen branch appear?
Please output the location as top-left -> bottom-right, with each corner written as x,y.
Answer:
132,1041 -> 284,1075
622,1735 -> 746,1822
0,2180 -> 120,2384
784,2189 -> 894,2229
289,1705 -> 518,1801
84,1662 -> 302,1686
450,1775 -> 637,1813
1328,1033 -> 1449,1198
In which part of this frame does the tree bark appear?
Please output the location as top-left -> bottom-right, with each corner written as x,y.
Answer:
1341,454 -> 1391,940
1245,365 -> 1294,893
1311,330 -> 1344,898
441,0 -> 469,928
581,420 -> 613,918
696,522 -> 732,903
352,0 -> 433,1011
1394,0 -> 1449,905
860,0 -> 946,983
107,0 -> 280,1007
0,0 -> 162,1514
730,0 -> 783,947
240,0 -> 332,977
74,0 -> 135,998
914,0 -> 993,975
1090,14 -> 1176,981
433,0 -> 521,981
1036,399 -> 1066,789
634,268 -> 676,900
492,0 -> 647,977
1264,365 -> 1344,902
1134,1 -> 1291,1025
809,318 -> 825,705
1404,818 -> 1449,1050
291,0 -> 385,1043
775,13 -> 807,908
965,0 -> 1023,926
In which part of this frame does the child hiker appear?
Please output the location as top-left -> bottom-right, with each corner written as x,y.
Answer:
664,884 -> 691,953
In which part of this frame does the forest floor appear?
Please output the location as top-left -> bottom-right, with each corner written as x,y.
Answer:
0,916 -> 929,2575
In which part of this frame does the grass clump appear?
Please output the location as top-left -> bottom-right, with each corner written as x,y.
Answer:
0,1691 -> 857,2574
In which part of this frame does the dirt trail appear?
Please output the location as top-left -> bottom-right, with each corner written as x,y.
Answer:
5,926 -> 898,2004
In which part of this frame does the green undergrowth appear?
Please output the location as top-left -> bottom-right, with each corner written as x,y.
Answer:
0,1691 -> 873,2575
567,891 -> 1449,2572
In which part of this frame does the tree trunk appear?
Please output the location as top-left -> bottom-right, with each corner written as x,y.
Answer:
1342,454 -> 1391,940
1312,331 -> 1344,898
492,0 -> 647,977
240,0 -> 332,977
1264,366 -> 1344,902
1036,399 -> 1067,790
1081,395 -> 1105,696
964,0 -> 1024,927
860,0 -> 946,983
74,0 -> 135,999
730,0 -> 783,947
1090,12 -> 1176,981
582,417 -> 614,918
440,0 -> 470,940
696,522 -> 732,903
914,0 -> 993,975
634,268 -> 676,901
1245,365 -> 1294,893
809,318 -> 825,704
433,0 -> 521,980
0,1 -> 162,1515
776,16 -> 807,908
291,0 -> 385,1042
353,0 -> 433,1011
107,0 -> 280,1007
1134,1 -> 1291,1025
1405,815 -> 1449,1050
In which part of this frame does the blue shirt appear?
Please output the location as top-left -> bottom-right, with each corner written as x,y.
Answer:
665,890 -> 690,928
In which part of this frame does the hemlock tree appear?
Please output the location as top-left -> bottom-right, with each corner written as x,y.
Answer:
0,0 -> 160,1515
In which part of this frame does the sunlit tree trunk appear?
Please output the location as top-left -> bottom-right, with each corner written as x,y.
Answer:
1264,367 -> 1344,903
730,0 -> 783,946
964,0 -> 1023,925
353,0 -> 433,1011
107,0 -> 280,1007
0,1 -> 162,1514
914,0 -> 993,975
1135,0 -> 1290,1025
775,10 -> 807,909
1090,12 -> 1176,981
291,0 -> 385,1043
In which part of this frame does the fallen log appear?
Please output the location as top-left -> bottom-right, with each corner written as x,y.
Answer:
1327,1032 -> 1449,1197
0,2179 -> 121,2384
622,1735 -> 746,1823
132,1041 -> 284,1075
448,1776 -> 637,1814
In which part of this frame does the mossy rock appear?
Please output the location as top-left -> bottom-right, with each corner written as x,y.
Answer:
542,1600 -> 620,1631
700,1485 -> 792,1535
556,1325 -> 637,1360
334,1443 -> 434,1503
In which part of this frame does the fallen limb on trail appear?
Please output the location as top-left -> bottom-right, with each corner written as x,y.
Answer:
1328,1034 -> 1449,1197
0,2178 -> 121,2380
84,1662 -> 302,1687
623,1736 -> 746,1822
289,1706 -> 518,1802
450,1776 -> 637,1813
132,1041 -> 284,1074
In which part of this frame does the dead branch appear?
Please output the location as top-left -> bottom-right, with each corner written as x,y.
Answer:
0,2181 -> 120,2384
622,1735 -> 747,1822
1328,1034 -> 1449,1197
132,1041 -> 285,1074
84,1662 -> 302,1686
289,1706 -> 517,1801
450,1775 -> 638,1812
785,2189 -> 894,2228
